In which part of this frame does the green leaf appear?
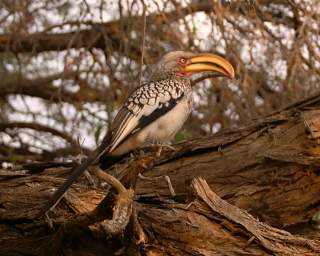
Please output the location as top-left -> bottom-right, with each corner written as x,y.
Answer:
94,125 -> 102,146
172,129 -> 192,144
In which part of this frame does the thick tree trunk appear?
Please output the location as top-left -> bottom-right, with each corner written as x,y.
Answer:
1,93 -> 320,255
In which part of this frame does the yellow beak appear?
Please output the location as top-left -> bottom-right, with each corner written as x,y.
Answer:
184,53 -> 235,79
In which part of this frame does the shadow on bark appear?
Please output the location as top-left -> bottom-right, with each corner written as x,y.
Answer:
1,93 -> 320,255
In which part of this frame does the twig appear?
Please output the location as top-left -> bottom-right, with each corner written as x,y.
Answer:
138,2 -> 147,86
92,167 -> 127,194
138,173 -> 176,197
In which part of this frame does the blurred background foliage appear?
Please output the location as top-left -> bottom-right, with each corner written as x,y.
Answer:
0,0 -> 319,164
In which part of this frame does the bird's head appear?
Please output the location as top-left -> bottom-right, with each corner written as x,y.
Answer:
150,51 -> 235,81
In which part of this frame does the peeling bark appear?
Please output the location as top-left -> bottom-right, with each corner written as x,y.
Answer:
1,93 -> 320,255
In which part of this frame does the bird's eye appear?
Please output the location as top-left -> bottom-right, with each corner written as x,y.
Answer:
179,58 -> 187,64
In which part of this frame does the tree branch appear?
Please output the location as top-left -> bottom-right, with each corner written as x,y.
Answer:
1,92 -> 320,254
0,71 -> 108,103
0,122 -> 78,146
0,1 -> 296,58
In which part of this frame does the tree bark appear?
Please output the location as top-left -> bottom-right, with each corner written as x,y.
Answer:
1,93 -> 320,255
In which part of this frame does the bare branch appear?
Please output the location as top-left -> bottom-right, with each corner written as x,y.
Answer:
0,71 -> 108,103
0,1 -> 270,58
0,122 -> 78,146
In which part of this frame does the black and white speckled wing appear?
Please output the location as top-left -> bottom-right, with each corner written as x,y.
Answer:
108,79 -> 190,153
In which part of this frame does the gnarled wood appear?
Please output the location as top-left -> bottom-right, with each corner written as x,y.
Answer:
1,93 -> 320,255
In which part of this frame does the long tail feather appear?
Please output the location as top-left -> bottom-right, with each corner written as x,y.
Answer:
39,133 -> 111,216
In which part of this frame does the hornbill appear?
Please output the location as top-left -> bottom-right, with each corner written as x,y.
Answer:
41,51 -> 235,214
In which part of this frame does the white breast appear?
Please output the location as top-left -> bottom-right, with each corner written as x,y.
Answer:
111,92 -> 192,156
143,94 -> 192,142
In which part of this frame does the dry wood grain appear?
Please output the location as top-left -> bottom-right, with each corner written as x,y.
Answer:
0,93 -> 320,255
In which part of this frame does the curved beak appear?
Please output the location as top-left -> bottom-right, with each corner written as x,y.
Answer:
184,53 -> 235,79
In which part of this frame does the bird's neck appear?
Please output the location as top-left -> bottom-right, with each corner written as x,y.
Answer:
149,69 -> 189,82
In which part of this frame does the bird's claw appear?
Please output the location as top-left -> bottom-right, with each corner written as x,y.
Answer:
156,143 -> 176,157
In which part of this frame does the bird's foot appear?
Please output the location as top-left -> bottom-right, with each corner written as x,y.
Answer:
155,143 -> 176,157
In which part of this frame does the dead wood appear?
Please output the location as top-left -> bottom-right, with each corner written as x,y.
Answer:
1,93 -> 320,255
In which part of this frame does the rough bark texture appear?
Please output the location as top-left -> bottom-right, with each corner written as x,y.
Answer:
1,93 -> 320,255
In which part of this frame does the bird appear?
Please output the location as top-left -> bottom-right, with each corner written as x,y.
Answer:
41,50 -> 235,215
